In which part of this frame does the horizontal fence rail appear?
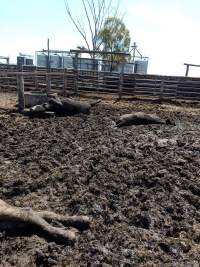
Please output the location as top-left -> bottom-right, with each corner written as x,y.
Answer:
1,63 -> 200,101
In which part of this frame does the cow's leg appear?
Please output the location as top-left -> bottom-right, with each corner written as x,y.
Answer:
0,200 -> 90,244
36,210 -> 90,230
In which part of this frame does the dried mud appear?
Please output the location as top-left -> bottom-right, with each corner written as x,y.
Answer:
0,92 -> 200,266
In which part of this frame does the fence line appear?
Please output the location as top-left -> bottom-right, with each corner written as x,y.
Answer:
1,64 -> 200,107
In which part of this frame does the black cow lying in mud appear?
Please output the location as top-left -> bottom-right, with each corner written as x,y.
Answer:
116,112 -> 174,127
30,97 -> 101,116
0,199 -> 90,244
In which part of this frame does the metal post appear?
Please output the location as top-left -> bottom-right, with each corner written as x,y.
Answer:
17,74 -> 25,112
132,42 -> 137,63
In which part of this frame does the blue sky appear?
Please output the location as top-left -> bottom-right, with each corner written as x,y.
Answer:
1,0 -> 200,76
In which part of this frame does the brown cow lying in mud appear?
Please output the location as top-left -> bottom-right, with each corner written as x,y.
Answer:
116,112 -> 174,127
30,97 -> 101,116
0,199 -> 90,244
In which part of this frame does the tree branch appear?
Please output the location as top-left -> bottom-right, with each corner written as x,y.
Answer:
64,0 -> 122,53
82,0 -> 95,49
64,0 -> 91,50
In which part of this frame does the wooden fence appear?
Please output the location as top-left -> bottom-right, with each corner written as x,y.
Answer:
1,64 -> 200,103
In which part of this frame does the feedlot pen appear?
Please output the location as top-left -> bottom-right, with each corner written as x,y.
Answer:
1,64 -> 200,103
0,91 -> 200,265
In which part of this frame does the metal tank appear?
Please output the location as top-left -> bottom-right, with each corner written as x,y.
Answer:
78,58 -> 98,70
101,63 -> 110,72
37,54 -> 47,67
17,56 -> 25,65
134,60 -> 148,74
50,54 -> 61,68
25,58 -> 33,65
63,56 -> 73,68
124,63 -> 134,74
117,63 -> 134,73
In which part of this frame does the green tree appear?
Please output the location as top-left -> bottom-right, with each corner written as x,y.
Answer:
98,17 -> 131,69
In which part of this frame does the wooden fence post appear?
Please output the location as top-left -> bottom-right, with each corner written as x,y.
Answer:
118,63 -> 124,99
133,75 -> 136,95
63,69 -> 67,96
73,53 -> 78,95
46,73 -> 51,93
185,65 -> 189,77
17,73 -> 25,112
159,79 -> 164,101
97,70 -> 102,93
174,78 -> 179,100
34,71 -> 39,91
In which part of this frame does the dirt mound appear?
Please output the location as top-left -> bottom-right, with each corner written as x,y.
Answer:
0,93 -> 200,266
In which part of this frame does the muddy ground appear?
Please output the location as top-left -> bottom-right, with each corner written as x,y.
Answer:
0,92 -> 200,266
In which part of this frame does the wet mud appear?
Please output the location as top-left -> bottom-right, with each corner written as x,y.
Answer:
0,93 -> 200,266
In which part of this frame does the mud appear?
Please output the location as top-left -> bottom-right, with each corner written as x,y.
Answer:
0,92 -> 200,266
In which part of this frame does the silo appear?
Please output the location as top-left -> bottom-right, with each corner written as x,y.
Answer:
78,58 -> 89,70
17,56 -> 25,65
37,54 -> 47,67
25,58 -> 33,65
134,60 -> 148,74
124,63 -> 134,74
50,54 -> 61,68
101,63 -> 111,72
78,58 -> 98,70
63,56 -> 73,68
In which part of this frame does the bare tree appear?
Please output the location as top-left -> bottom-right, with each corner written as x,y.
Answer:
64,0 -> 120,55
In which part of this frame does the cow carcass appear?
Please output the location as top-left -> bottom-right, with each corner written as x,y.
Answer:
116,112 -> 174,127
0,199 -> 90,244
30,97 -> 101,116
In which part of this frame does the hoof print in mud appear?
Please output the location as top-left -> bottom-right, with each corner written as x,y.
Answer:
130,213 -> 151,229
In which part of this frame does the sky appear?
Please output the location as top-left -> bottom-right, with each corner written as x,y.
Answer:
1,0 -> 200,76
